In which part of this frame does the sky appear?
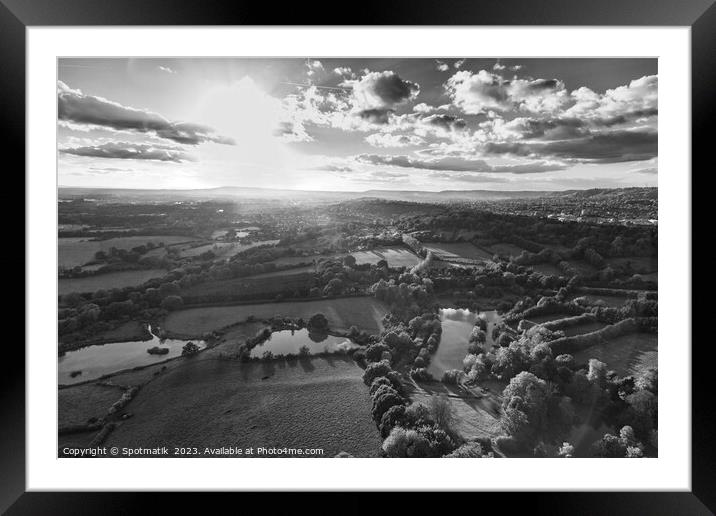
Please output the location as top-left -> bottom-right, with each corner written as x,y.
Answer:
58,57 -> 658,191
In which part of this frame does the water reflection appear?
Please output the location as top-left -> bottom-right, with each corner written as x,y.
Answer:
58,325 -> 205,385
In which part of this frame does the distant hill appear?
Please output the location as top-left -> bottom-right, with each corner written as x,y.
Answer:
58,185 -> 656,204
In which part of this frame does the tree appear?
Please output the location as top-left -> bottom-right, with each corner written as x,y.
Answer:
558,442 -> 574,458
382,427 -> 431,458
372,391 -> 404,423
343,255 -> 357,268
378,404 -> 406,437
307,313 -> 329,332
161,295 -> 183,311
445,442 -> 486,458
365,343 -> 390,362
362,360 -> 392,386
501,372 -> 551,443
427,395 -> 455,433
323,278 -> 344,296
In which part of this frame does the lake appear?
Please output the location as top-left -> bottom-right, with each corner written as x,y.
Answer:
249,329 -> 358,358
58,326 -> 205,385
427,308 -> 501,380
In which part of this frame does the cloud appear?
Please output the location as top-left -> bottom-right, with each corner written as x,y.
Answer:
355,154 -> 566,174
430,171 -> 510,183
365,133 -> 425,148
445,70 -> 570,115
158,66 -> 176,74
634,167 -> 658,175
343,71 -> 420,118
484,130 -> 657,163
493,60 -> 522,72
454,59 -> 467,69
315,164 -> 355,172
421,114 -> 467,133
57,81 -> 234,145
333,66 -> 355,79
436,60 -> 450,72
565,75 -> 658,120
306,60 -> 325,78
60,141 -> 194,162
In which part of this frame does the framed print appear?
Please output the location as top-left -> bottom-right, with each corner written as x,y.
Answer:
4,0 -> 712,512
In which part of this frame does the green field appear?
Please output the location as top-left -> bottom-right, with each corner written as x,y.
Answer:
180,272 -> 314,301
351,246 -> 421,267
530,263 -> 563,276
164,297 -> 387,336
423,242 -> 494,262
573,332 -> 657,377
179,240 -> 279,259
58,269 -> 167,295
58,235 -> 195,268
59,382 -> 126,428
103,357 -> 382,457
486,242 -> 526,258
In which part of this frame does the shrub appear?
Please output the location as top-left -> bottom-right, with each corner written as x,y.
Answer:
409,367 -> 433,382
558,442 -> 574,458
442,369 -> 464,385
444,442 -> 486,458
181,342 -> 199,356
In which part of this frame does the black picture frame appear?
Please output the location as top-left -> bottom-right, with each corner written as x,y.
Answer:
3,0 -> 710,513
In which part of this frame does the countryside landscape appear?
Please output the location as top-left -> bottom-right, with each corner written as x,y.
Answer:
58,57 -> 658,458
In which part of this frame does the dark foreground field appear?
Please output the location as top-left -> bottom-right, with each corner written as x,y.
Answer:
102,356 -> 382,457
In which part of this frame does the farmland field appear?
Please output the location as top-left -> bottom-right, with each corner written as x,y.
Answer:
179,240 -> 279,259
245,265 -> 316,279
58,269 -> 167,295
179,272 -> 314,301
606,256 -> 658,274
104,357 -> 382,457
423,242 -> 494,262
164,297 -> 387,336
58,235 -> 196,268
486,242 -> 526,258
58,382 -> 126,428
269,254 -> 336,266
351,246 -> 421,267
530,263 -> 563,276
573,332 -> 657,377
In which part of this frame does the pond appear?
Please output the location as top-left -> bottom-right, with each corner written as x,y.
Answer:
249,329 -> 358,358
58,326 -> 205,385
427,308 -> 501,380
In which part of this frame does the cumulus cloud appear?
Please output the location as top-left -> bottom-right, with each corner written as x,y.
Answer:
333,66 -> 355,79
565,75 -> 658,121
355,154 -> 566,174
342,71 -> 419,122
60,141 -> 194,162
436,60 -> 449,72
306,60 -> 325,78
454,59 -> 467,69
158,65 -> 176,74
445,70 -> 570,115
365,133 -> 425,148
57,81 -> 234,145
